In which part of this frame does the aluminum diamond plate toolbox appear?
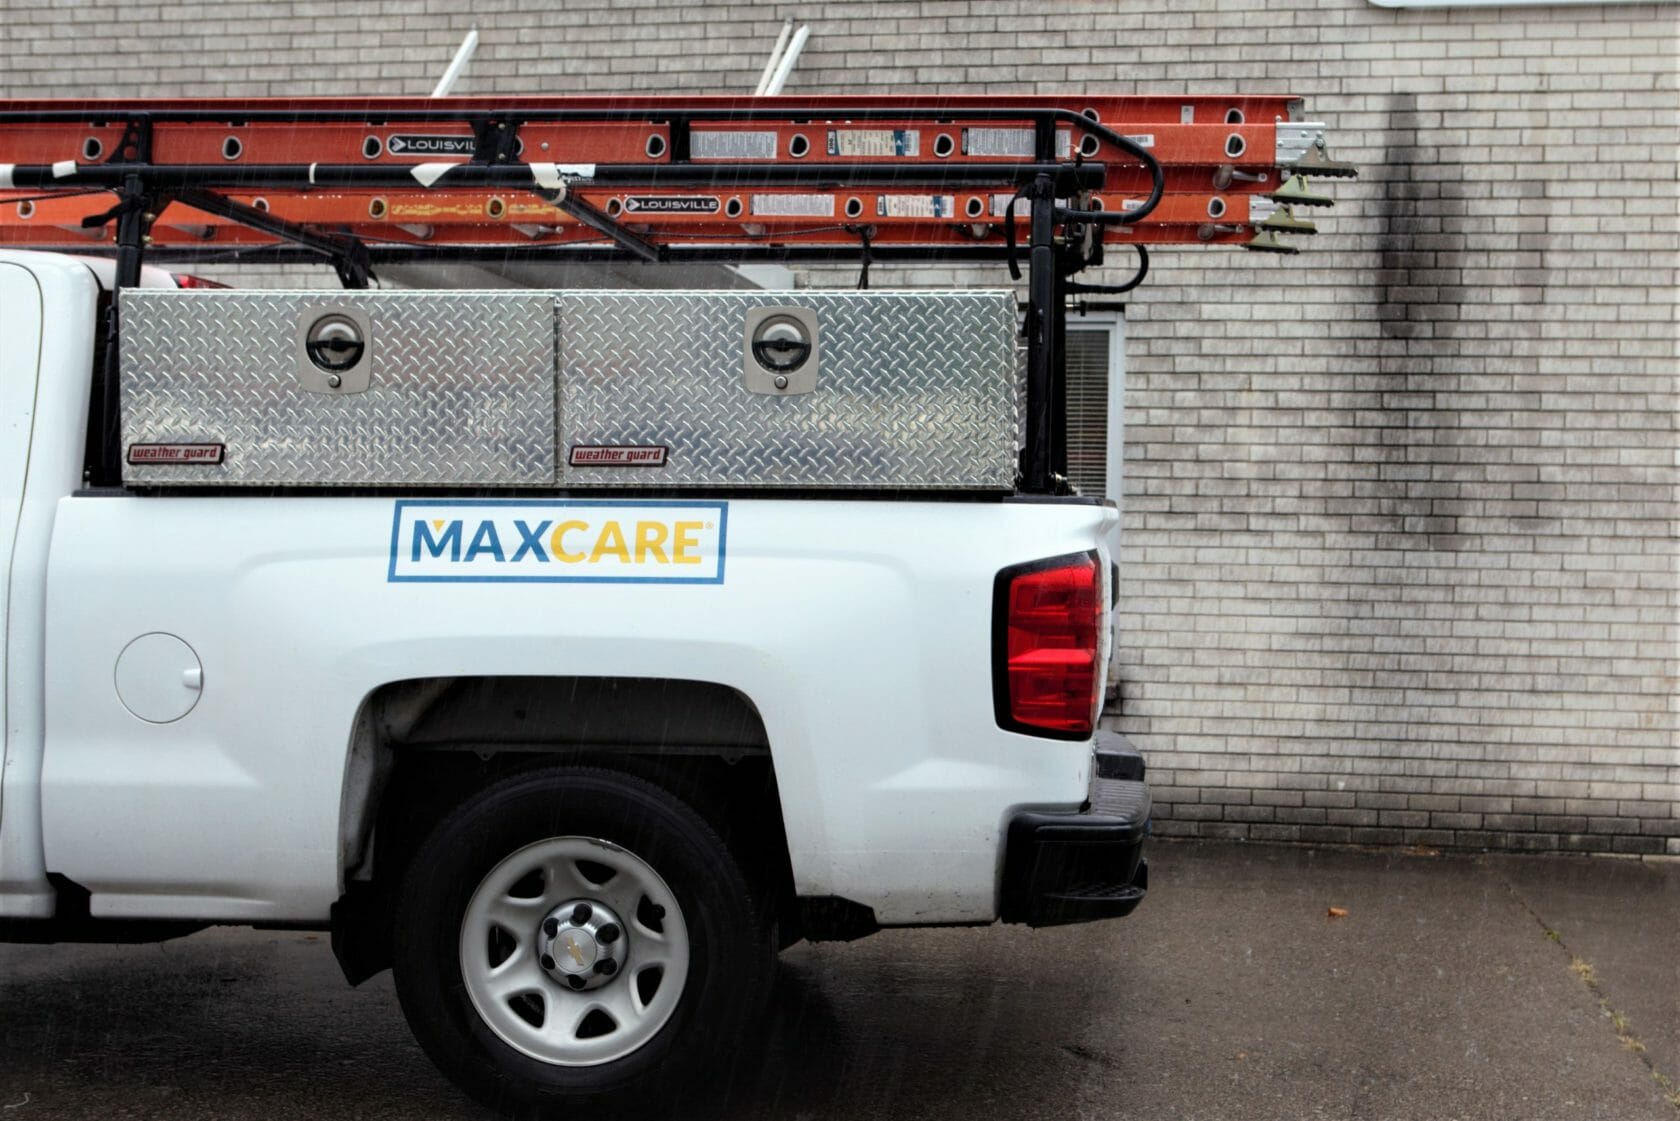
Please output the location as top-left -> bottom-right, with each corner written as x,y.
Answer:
120,290 -> 556,487
558,290 -> 1019,490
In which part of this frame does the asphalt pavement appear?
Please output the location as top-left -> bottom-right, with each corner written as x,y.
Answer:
1,840 -> 1675,1120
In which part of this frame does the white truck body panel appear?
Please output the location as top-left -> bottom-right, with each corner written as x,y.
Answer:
38,495 -> 1111,924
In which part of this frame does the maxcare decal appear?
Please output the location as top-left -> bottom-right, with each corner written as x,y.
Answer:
387,500 -> 727,585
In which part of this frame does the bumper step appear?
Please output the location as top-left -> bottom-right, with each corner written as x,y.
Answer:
1001,732 -> 1152,927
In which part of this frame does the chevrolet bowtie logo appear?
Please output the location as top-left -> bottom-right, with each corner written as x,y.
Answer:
563,934 -> 586,967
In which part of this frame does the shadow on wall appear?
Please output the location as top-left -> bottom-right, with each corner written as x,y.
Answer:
1369,89 -> 1474,556
1366,90 -> 1550,555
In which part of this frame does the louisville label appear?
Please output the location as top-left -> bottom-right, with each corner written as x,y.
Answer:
388,500 -> 726,584
622,196 -> 719,215
385,134 -> 475,157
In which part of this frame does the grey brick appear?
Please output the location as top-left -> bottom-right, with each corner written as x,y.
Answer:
1378,810 -> 1432,829
1327,809 -> 1381,827
1349,828 -> 1406,846
1466,831 -> 1564,853
1188,822 -> 1254,841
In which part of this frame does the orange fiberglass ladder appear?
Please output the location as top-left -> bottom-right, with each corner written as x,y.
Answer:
0,95 -> 1353,269
0,93 -> 1355,492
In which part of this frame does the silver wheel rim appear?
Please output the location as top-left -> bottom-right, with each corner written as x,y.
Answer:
459,836 -> 690,1066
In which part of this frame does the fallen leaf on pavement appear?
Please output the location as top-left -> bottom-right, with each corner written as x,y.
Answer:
1327,906 -> 1349,918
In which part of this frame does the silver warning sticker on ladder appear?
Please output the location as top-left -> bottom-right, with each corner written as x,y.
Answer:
692,131 -> 779,160
750,194 -> 835,217
962,128 -> 1072,158
878,195 -> 955,219
827,129 -> 919,157
989,193 -> 1075,218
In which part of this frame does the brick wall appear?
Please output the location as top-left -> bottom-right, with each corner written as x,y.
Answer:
1,0 -> 1673,853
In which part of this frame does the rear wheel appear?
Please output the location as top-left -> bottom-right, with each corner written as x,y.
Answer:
391,766 -> 771,1115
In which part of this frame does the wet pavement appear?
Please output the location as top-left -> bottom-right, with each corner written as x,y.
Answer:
1,840 -> 1675,1120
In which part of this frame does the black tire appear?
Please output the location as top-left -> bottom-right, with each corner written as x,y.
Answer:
391,765 -> 773,1116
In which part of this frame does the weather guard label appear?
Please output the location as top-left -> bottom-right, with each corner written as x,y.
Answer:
388,500 -> 727,585
569,445 -> 669,467
126,442 -> 225,465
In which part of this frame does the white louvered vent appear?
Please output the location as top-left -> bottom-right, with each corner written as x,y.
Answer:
1065,325 -> 1112,497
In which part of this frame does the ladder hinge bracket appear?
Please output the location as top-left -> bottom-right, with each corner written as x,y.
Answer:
109,116 -> 154,164
471,118 -> 523,165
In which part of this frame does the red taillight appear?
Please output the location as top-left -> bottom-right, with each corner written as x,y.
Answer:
994,553 -> 1102,738
170,273 -> 228,289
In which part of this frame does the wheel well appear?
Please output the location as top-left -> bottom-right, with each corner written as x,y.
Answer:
332,676 -> 794,985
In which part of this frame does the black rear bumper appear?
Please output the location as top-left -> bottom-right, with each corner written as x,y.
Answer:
1001,732 -> 1151,926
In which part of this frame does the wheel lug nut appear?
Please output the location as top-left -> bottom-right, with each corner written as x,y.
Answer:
595,959 -> 618,977
597,922 -> 620,945
543,917 -> 559,937
540,953 -> 556,971
566,975 -> 586,990
571,903 -> 593,924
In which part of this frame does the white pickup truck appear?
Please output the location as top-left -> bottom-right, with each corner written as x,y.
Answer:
1,251 -> 1150,1111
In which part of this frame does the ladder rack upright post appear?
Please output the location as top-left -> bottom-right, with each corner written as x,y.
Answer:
1023,176 -> 1059,495
91,172 -> 149,487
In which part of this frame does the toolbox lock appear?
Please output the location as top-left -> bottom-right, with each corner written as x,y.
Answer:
296,307 -> 374,395
743,307 -> 819,396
